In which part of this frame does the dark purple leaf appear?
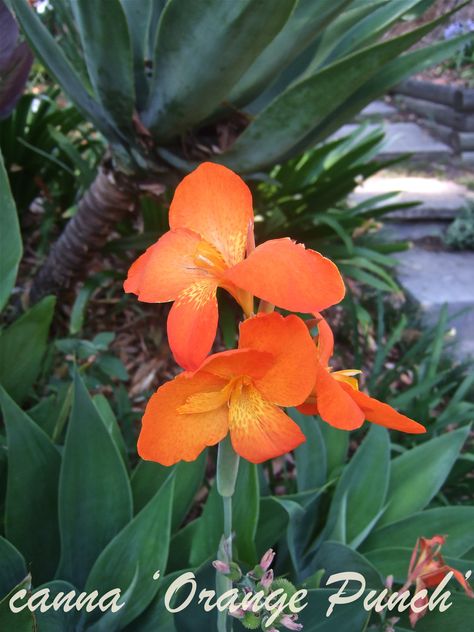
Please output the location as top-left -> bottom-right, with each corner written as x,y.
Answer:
0,0 -> 33,119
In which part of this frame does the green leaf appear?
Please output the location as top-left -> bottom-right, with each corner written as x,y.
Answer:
0,150 -> 22,312
319,419 -> 348,478
71,0 -> 135,135
131,452 -> 206,531
0,296 -> 55,404
310,541 -> 383,589
33,581 -> 79,631
0,537 -> 27,599
362,507 -> 474,558
233,460 -> 259,565
326,426 -> 390,545
291,409 -> 327,492
0,386 -> 61,584
397,594 -> 474,632
56,372 -> 132,588
0,575 -> 35,632
11,0 -> 121,143
366,547 -> 473,583
92,394 -> 129,469
189,482 -> 222,567
377,426 -> 470,528
229,0 -> 354,106
85,475 -> 174,628
223,11 -> 464,171
145,0 -> 296,138
255,497 -> 290,558
299,588 -> 370,631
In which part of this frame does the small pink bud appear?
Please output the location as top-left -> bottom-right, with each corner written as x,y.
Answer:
229,608 -> 245,619
385,575 -> 394,590
259,548 -> 275,571
261,569 -> 273,589
281,614 -> 303,631
212,560 -> 230,574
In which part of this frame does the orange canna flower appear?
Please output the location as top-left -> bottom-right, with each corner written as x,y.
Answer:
405,535 -> 474,627
137,312 -> 318,465
124,162 -> 344,370
298,313 -> 426,434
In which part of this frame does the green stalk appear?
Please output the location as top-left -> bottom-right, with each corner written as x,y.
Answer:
216,435 -> 240,632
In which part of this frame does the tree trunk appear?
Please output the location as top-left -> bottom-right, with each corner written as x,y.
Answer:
29,163 -> 140,303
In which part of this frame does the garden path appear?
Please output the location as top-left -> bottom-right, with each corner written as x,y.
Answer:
346,101 -> 474,359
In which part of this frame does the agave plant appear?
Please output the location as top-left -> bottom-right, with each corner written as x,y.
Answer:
9,0 -> 471,301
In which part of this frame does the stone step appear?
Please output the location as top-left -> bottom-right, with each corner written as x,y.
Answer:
357,100 -> 398,120
379,221 -> 448,242
350,176 -> 472,220
333,122 -> 452,160
394,248 -> 474,360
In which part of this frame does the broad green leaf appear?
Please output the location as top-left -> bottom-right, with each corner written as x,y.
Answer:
0,296 -> 55,404
131,452 -> 206,531
0,537 -> 27,599
230,0 -> 354,106
0,150 -> 22,312
309,541 -> 383,589
377,426 -> 470,527
167,519 -> 200,573
85,475 -> 174,628
189,482 -> 222,567
223,12 -> 465,171
11,0 -> 121,143
362,507 -> 474,558
145,0 -> 296,138
71,0 -> 135,135
255,496 -> 290,557
33,581 -> 79,631
291,410 -> 327,492
396,594 -> 474,632
0,575 -> 35,632
319,419 -> 348,478
366,547 -> 473,583
233,460 -> 259,565
0,386 -> 61,584
327,426 -> 390,544
299,588 -> 370,631
56,373 -> 132,588
92,394 -> 128,470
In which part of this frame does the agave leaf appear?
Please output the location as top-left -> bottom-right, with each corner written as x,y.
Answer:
0,386 -> 61,584
0,149 -> 22,311
229,0 -> 354,107
11,0 -> 123,144
71,0 -> 135,136
144,0 -> 296,138
223,10 -> 460,172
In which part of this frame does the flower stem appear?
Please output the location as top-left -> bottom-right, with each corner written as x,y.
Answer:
216,435 -> 240,632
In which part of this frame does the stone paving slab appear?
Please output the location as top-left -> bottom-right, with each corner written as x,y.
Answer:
350,176 -> 472,219
334,122 -> 452,159
358,100 -> 398,119
379,221 -> 448,242
394,248 -> 474,359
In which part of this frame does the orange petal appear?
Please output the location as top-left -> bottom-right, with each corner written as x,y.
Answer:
315,364 -> 365,430
340,385 -> 426,434
167,280 -> 219,370
198,347 -> 274,381
124,228 -> 206,302
225,238 -> 345,313
137,372 -> 229,466
314,312 -> 334,366
169,162 -> 254,267
238,312 -> 317,406
229,383 -> 305,463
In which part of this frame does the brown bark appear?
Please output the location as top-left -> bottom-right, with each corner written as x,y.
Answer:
29,163 -> 140,303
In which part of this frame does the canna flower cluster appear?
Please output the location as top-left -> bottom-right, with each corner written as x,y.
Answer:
125,162 -> 425,466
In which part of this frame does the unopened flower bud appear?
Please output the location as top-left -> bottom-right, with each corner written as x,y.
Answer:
281,614 -> 303,631
385,575 -> 394,590
212,560 -> 230,574
261,569 -> 273,589
260,548 -> 275,571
